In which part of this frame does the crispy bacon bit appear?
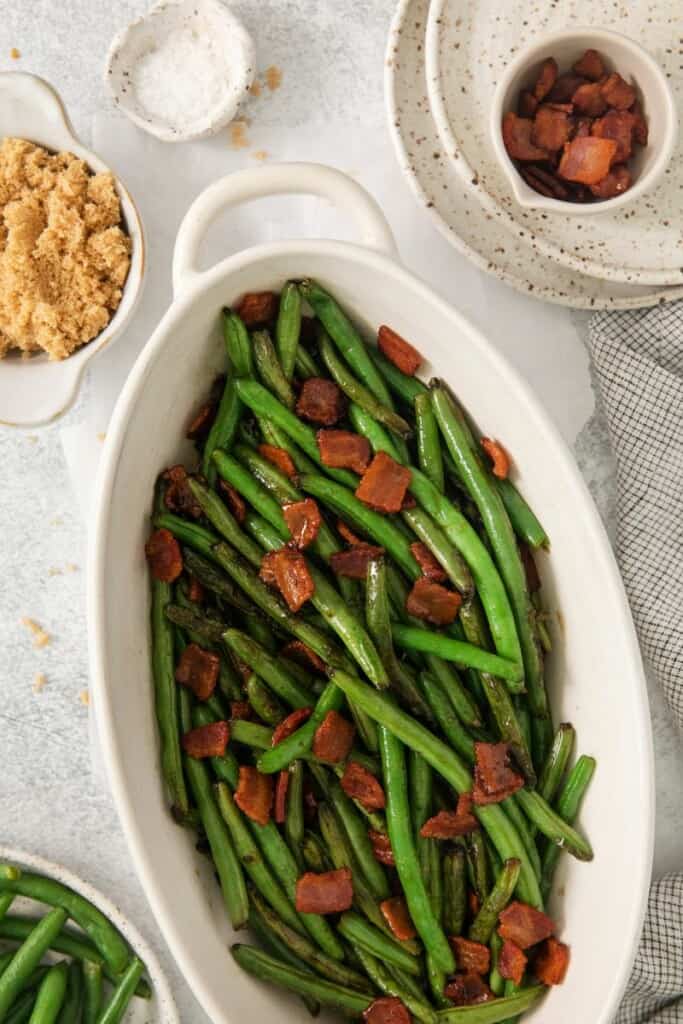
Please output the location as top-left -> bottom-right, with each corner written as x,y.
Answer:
533,937 -> 570,985
235,291 -> 277,327
264,547 -> 315,612
187,575 -> 205,603
498,940 -> 528,986
558,136 -> 617,185
329,543 -> 385,580
571,81 -> 608,117
368,829 -> 395,866
217,479 -> 246,524
420,802 -> 478,839
182,721 -> 229,759
232,654 -> 252,683
498,902 -> 555,949
549,73 -> 587,103
275,770 -> 289,824
356,452 -> 412,514
380,897 -> 417,941
534,57 -> 558,101
573,117 -> 592,139
410,542 -> 447,582
520,166 -> 570,200
231,701 -> 252,721
473,742 -> 524,805
341,762 -> 386,810
259,551 -> 279,587
283,499 -> 322,550
312,710 -> 355,762
591,109 -> 635,163
518,90 -> 538,117
186,400 -> 216,441
271,707 -> 312,746
401,492 -> 417,510
258,444 -> 298,480
519,543 -> 541,593
531,105 -> 572,151
502,113 -> 548,162
469,892 -> 480,918
145,528 -> 183,583
406,577 -> 462,626
280,641 -> 327,675
337,520 -> 364,546
444,974 -> 494,1006
480,437 -> 510,479
572,48 -> 605,81
295,868 -> 353,914
234,765 -> 274,825
317,429 -> 371,474
296,378 -> 347,426
450,938 -> 491,975
303,781 -> 318,822
163,465 -> 202,519
363,996 -> 411,1024
377,325 -> 423,376
175,643 -> 220,700
632,103 -> 648,146
601,72 -> 636,110
589,164 -> 632,199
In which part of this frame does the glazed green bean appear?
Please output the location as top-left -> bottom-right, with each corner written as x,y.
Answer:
502,797 -> 542,884
418,672 -> 475,762
354,946 -> 437,1024
466,831 -> 491,900
531,716 -> 554,779
294,341 -> 321,378
201,310 -> 252,481
165,604 -> 226,644
253,329 -> 295,409
0,908 -> 68,1020
392,626 -> 523,684
276,282 -> 302,380
515,789 -> 593,861
284,761 -> 305,864
257,681 -> 344,773
247,905 -> 320,1017
422,655 -> 482,731
214,451 -> 287,534
301,832 -> 331,873
0,894 -> 13,925
257,418 -> 319,476
537,723 -> 575,808
27,961 -> 67,1024
436,986 -> 545,1022
234,443 -> 300,504
415,392 -> 444,493
5,991 -> 35,1024
469,860 -> 521,944
368,347 -> 427,404
245,675 -> 285,726
541,756 -> 596,899
402,507 -> 474,597
337,914 -> 420,977
56,961 -> 82,1024
95,957 -> 143,1024
181,547 -> 254,613
443,849 -> 467,937
187,478 -> 263,566
231,720 -> 273,749
495,478 -> 549,550
81,962 -> 101,1024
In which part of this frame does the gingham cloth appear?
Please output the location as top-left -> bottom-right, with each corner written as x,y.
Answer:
587,304 -> 683,1024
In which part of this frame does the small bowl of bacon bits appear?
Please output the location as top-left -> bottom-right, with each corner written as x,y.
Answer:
490,27 -> 678,214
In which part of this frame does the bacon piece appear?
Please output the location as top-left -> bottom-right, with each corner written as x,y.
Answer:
534,58 -> 558,101
420,800 -> 478,839
572,48 -> 605,81
271,707 -> 312,745
498,939 -> 527,986
401,492 -> 417,510
473,742 -> 524,805
450,938 -> 491,975
217,479 -> 246,524
341,761 -> 386,810
520,166 -> 570,200
274,770 -> 289,824
187,575 -> 205,603
469,891 -> 480,918
230,700 -> 252,721
519,543 -> 541,593
518,90 -> 538,117
283,499 -> 322,550
480,437 -> 510,479
329,543 -> 385,580
267,547 -> 315,612
571,82 -> 608,117
410,542 -> 447,582
444,974 -> 494,1006
295,868 -> 353,914
363,997 -> 411,1024
145,528 -> 183,583
380,897 -> 416,941
406,577 -> 462,626
498,902 -> 555,949
258,444 -> 298,480
531,106 -> 572,152
231,654 -> 252,683
163,465 -> 202,519
259,551 -> 279,587
591,110 -> 635,163
356,452 -> 412,514
337,520 -> 364,546
590,164 -> 632,199
235,291 -> 277,327
235,765 -> 274,825
532,937 -> 570,985
632,103 -> 648,146
573,117 -> 592,139
549,73 -> 587,103
280,640 -> 327,674
377,325 -> 423,376
558,137 -> 617,185
175,643 -> 220,700
303,781 -> 318,821
186,399 -> 217,441
368,829 -> 395,866
317,429 -> 371,474
312,710 -> 355,763
182,721 -> 229,759
501,113 -> 548,162
601,72 -> 636,110
296,378 -> 347,426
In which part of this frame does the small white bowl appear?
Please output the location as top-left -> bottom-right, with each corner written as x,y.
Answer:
490,27 -> 678,216
106,0 -> 255,143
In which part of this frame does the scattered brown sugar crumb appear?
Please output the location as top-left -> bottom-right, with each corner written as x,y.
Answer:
79,689 -> 90,706
97,431 -> 106,442
249,80 -> 262,97
229,121 -> 250,149
66,562 -> 79,573
21,617 -> 50,647
47,567 -> 63,577
0,138 -> 131,359
33,673 -> 47,693
251,150 -> 269,161
10,48 -> 20,60
265,65 -> 283,91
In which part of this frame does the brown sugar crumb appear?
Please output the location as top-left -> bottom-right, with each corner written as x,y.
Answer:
265,65 -> 283,91
66,562 -> 79,573
249,80 -> 262,97
10,48 -> 20,60
229,121 -> 250,149
252,150 -> 269,161
79,689 -> 90,706
21,617 -> 50,647
47,567 -> 63,577
33,673 -> 47,693
97,431 -> 106,442
0,138 -> 131,360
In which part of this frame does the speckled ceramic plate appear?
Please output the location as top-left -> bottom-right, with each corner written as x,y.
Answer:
385,0 -> 683,308
425,0 -> 683,286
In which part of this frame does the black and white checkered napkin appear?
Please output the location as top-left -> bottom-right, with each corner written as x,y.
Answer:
586,304 -> 683,1023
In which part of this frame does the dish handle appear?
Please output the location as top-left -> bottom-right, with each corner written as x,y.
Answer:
172,162 -> 398,296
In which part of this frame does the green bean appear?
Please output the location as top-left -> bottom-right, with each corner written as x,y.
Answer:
284,761 -> 305,864
165,604 -> 226,644
534,724 -> 575,826
338,914 -> 420,976
94,957 -> 143,1024
302,832 -> 331,873
418,672 -> 474,762
247,905 -> 320,1017
276,282 -> 302,380
531,716 -> 554,778
469,860 -> 521,944
427,840 -> 443,923
257,418 -> 319,476
181,547 -> 254,614
466,831 -> 491,900
0,908 -> 68,1020
234,443 -> 300,504
0,894 -> 13,924
354,942 -> 437,1024
488,932 -> 505,997
402,507 -> 474,597
186,478 -> 263,566
443,849 -> 467,937
379,726 -> 454,974
502,797 -> 541,884
415,392 -> 444,493
231,945 -> 372,1014
173,592 -> 242,704
81,963 -> 101,1024
514,788 -> 593,861
294,341 -> 321,378
5,991 -> 35,1024
56,961 -> 82,1024
423,654 -> 482,731
541,756 -> 596,899
214,451 -> 286,533
425,957 -> 450,1010
368,345 -> 428,402
257,681 -> 344,773
409,749 -> 433,836
231,720 -> 273,749
392,626 -> 522,684
534,597 -> 553,655
436,986 -> 545,1022
494,478 -> 548,550
27,961 -> 67,1024
253,329 -> 295,408
0,952 -> 13,977
201,311 -> 251,481
245,675 -> 285,726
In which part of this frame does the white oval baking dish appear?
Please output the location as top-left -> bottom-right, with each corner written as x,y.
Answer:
88,163 -> 653,1024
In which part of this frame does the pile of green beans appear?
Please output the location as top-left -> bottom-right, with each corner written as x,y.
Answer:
0,865 -> 149,1023
147,281 -> 596,1022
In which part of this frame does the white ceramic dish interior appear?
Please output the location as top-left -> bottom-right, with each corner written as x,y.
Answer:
386,0 -> 683,307
106,0 -> 255,143
424,0 -> 683,285
0,846 -> 178,1023
0,72 -> 145,428
489,27 -> 677,217
89,162 -> 654,1024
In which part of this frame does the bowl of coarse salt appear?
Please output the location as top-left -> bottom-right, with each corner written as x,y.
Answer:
105,0 -> 255,143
